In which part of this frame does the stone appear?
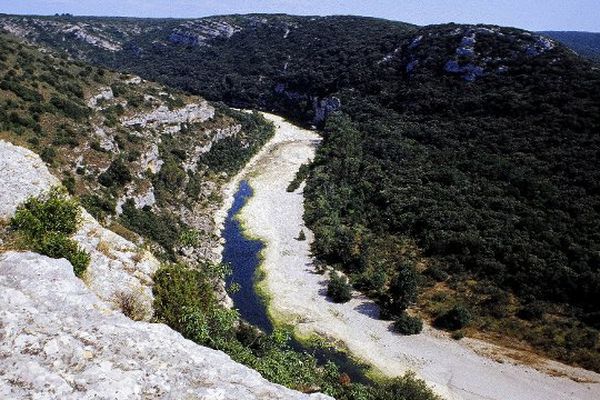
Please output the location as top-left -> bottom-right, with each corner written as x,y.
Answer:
122,102 -> 215,128
0,140 -> 59,220
0,252 -> 332,400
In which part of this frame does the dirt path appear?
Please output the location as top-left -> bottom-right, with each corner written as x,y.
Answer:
231,112 -> 600,400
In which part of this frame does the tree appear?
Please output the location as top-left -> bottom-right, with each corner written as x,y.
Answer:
327,272 -> 352,303
393,312 -> 423,335
434,305 -> 472,331
387,261 -> 418,314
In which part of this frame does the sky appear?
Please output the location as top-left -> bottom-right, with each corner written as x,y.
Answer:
0,0 -> 598,32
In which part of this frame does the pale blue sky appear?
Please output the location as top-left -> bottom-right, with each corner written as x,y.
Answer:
0,0 -> 598,32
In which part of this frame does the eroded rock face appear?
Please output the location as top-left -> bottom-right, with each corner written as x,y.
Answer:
0,140 -> 159,318
74,210 -> 160,320
122,102 -> 215,128
0,252 -> 331,400
0,140 -> 59,220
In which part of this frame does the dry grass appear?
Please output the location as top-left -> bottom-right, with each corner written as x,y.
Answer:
112,289 -> 150,321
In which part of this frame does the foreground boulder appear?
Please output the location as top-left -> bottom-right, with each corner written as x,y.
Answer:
0,251 -> 331,400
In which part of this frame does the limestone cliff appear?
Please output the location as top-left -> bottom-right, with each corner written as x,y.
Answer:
0,252 -> 330,400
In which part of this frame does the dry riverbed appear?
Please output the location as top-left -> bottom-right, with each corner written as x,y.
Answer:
223,112 -> 600,400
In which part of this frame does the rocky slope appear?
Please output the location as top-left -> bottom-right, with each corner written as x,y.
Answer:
0,32 -> 273,268
0,251 -> 329,400
0,133 -> 329,399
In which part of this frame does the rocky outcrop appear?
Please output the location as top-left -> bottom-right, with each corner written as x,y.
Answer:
87,87 -> 114,109
0,252 -> 331,400
0,140 -> 160,319
0,140 -> 59,220
74,210 -> 160,320
169,19 -> 242,47
122,102 -> 215,129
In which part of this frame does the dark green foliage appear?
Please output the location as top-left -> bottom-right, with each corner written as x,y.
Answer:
199,109 -> 275,174
81,194 -> 116,222
287,163 -> 310,192
98,159 -> 132,187
11,188 -> 90,277
40,147 -> 57,164
386,262 -> 419,314
393,312 -> 423,335
152,263 -> 217,332
61,174 -> 76,194
157,160 -> 187,190
152,262 -> 439,400
120,200 -> 181,257
434,305 -> 472,331
296,230 -> 306,241
12,188 -> 80,237
35,231 -> 91,277
50,95 -> 90,121
517,301 -> 546,321
0,78 -> 42,102
328,272 -> 352,303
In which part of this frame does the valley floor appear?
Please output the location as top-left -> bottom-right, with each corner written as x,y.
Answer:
232,113 -> 600,400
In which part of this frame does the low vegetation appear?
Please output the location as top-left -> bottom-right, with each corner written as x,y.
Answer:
287,163 -> 310,192
152,262 -> 440,400
11,188 -> 90,277
327,272 -> 353,303
393,312 -> 423,335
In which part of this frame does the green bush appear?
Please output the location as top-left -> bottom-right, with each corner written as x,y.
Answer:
287,163 -> 310,192
12,188 -> 80,237
35,232 -> 90,277
434,305 -> 472,331
98,159 -> 132,187
327,272 -> 352,303
393,312 -> 423,335
11,188 -> 90,277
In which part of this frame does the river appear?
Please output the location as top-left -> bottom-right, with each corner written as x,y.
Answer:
222,179 -> 369,383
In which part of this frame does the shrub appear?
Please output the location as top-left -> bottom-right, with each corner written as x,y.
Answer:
40,147 -> 57,164
327,272 -> 352,303
35,232 -> 90,277
98,159 -> 132,187
11,188 -> 90,277
113,290 -> 150,321
12,188 -> 80,237
517,301 -> 546,321
434,305 -> 472,331
50,95 -> 90,121
393,312 -> 423,335
287,163 -> 310,192
385,262 -> 419,314
296,230 -> 306,241
451,330 -> 465,340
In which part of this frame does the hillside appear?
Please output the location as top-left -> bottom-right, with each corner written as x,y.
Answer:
1,13 -> 600,374
0,31 -> 274,267
541,31 -> 600,62
0,30 -> 441,400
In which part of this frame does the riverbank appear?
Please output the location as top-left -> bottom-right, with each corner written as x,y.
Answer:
233,113 -> 600,400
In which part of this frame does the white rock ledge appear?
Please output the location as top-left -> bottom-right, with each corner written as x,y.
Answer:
0,251 -> 332,400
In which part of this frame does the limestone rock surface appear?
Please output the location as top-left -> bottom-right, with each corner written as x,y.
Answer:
0,252 -> 331,400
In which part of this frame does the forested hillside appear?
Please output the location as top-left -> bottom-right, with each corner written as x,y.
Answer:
541,31 -> 600,62
2,14 -> 599,371
0,31 -> 444,399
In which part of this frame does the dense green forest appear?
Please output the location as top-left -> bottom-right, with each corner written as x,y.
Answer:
2,14 -> 600,371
